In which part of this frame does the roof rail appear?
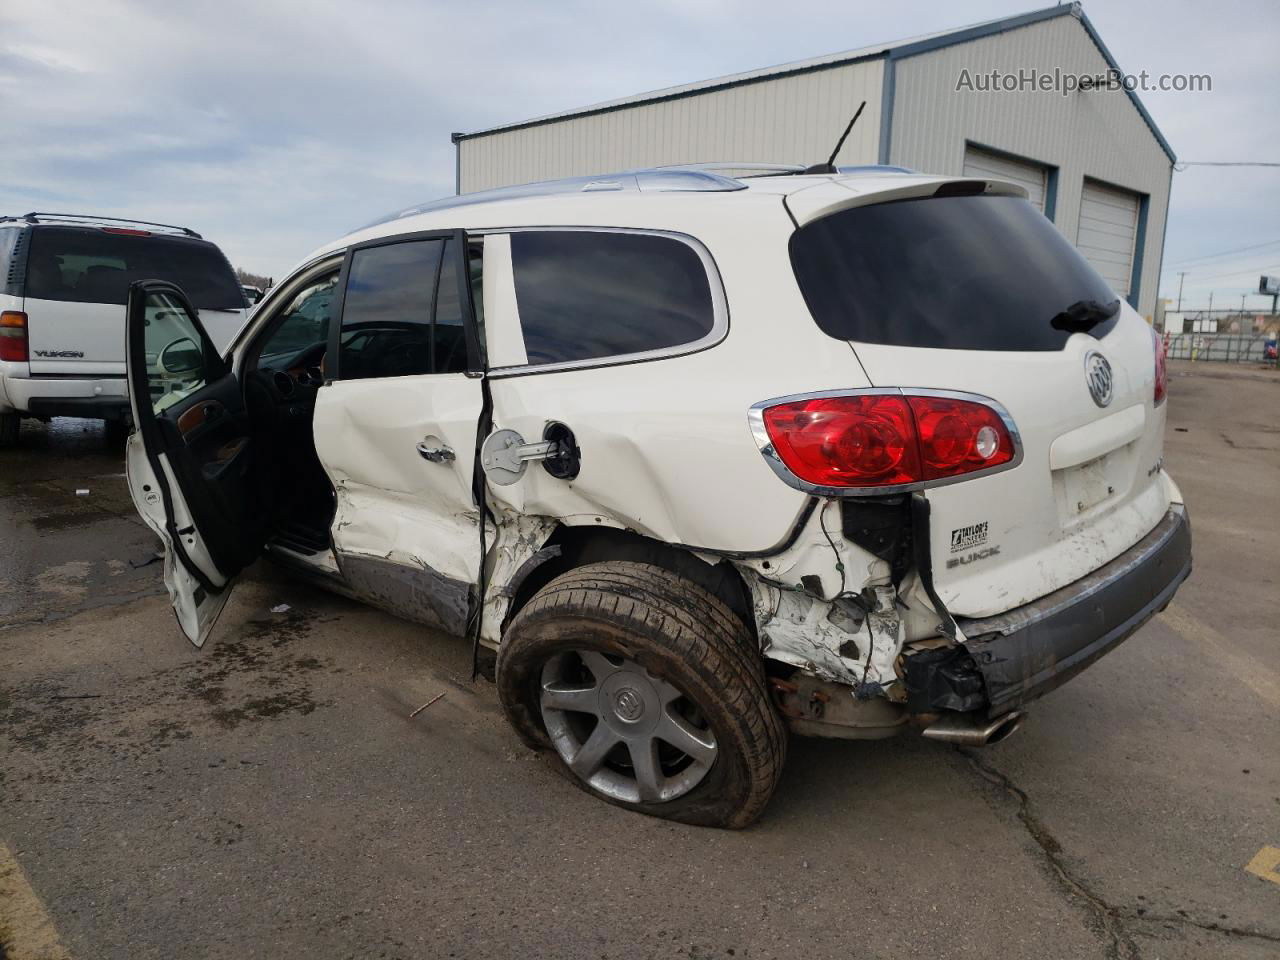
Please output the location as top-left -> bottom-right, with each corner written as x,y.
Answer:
835,164 -> 917,175
359,168 -> 747,231
648,161 -> 808,176
2,212 -> 202,238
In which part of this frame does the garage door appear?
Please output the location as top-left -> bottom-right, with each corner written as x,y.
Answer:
963,145 -> 1048,214
1076,179 -> 1140,299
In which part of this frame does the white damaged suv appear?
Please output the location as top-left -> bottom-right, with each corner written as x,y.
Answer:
123,166 -> 1191,828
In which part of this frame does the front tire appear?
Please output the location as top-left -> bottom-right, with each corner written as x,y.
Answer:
496,561 -> 786,828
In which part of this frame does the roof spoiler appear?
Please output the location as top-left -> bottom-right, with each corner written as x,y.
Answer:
784,176 -> 1028,228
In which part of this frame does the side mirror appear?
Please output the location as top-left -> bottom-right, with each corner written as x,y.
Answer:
159,337 -> 203,375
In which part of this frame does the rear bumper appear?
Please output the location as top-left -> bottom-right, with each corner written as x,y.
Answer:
1,374 -> 130,421
958,503 -> 1192,717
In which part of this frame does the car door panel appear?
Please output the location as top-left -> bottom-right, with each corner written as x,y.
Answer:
147,361 -> 261,576
313,373 -> 482,635
312,231 -> 485,637
124,280 -> 263,646
125,434 -> 234,644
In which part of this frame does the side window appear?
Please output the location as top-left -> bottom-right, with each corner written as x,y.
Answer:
433,243 -> 469,374
0,229 -> 20,288
336,237 -> 469,380
467,237 -> 485,356
256,271 -> 338,362
508,231 -> 715,366
142,290 -> 218,414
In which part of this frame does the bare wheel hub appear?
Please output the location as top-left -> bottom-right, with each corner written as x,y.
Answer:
539,651 -> 718,804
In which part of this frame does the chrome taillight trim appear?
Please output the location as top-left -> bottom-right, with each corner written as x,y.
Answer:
746,387 -> 1024,498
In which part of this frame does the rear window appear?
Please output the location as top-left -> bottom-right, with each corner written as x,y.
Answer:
24,227 -> 245,310
789,195 -> 1119,351
509,231 -> 715,366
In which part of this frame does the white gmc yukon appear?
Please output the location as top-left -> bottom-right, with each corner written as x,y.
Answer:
121,166 -> 1191,828
0,213 -> 246,446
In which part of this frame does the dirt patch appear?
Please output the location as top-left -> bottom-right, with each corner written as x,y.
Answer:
0,611 -> 336,772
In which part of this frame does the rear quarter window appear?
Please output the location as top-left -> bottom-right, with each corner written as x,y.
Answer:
789,194 -> 1119,352
24,227 -> 245,310
508,230 -> 718,367
0,228 -> 23,293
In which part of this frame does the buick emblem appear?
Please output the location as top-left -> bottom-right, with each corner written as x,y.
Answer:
613,688 -> 645,722
1084,351 -> 1114,408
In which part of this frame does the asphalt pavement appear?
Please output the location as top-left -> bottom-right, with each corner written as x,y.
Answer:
1,360 -> 1277,960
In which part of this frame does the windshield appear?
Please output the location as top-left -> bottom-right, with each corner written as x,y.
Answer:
25,227 -> 246,310
789,194 -> 1120,351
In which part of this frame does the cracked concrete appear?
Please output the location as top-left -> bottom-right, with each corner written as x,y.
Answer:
960,749 -> 1280,957
960,748 -> 1142,960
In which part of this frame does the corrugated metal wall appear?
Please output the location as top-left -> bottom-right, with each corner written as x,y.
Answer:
457,59 -> 884,193
456,13 -> 1172,317
888,14 -> 1172,317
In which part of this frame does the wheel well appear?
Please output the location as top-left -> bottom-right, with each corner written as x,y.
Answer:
503,525 -> 756,641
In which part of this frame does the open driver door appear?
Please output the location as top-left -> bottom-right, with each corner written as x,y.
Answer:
124,280 -> 265,646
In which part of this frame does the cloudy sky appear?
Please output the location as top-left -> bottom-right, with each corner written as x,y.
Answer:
2,0 -> 1276,310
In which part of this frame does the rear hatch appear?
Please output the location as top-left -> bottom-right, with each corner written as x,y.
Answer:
21,225 -> 246,374
789,188 -> 1168,618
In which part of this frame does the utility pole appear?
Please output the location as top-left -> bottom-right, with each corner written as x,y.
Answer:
1177,271 -> 1188,312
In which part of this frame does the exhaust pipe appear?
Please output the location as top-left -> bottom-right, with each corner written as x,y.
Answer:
920,710 -> 1025,746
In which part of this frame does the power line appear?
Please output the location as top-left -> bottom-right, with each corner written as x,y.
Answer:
1166,238 -> 1280,268
1179,263 -> 1279,283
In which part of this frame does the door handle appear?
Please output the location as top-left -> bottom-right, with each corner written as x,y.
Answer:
416,441 -> 455,463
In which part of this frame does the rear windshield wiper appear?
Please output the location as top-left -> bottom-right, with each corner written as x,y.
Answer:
1050,298 -> 1120,334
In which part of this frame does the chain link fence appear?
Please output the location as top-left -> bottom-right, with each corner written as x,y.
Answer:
1164,333 -> 1277,364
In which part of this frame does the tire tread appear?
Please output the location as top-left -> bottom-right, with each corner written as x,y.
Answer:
498,561 -> 786,828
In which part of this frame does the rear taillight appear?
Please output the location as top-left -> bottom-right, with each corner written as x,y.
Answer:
0,311 -> 28,363
762,394 -> 921,487
907,395 -> 1016,481
755,390 -> 1018,492
1152,328 -> 1167,406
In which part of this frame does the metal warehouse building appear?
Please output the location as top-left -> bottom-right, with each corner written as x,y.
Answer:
452,2 -> 1174,319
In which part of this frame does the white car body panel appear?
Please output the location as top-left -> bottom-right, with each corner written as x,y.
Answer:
313,373 -> 484,633
480,209 -> 860,553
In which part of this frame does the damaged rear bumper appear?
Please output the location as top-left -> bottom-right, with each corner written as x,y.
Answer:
958,503 -> 1192,717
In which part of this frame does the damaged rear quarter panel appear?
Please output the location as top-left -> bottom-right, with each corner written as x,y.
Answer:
479,210 -> 869,555
733,502 -> 909,689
